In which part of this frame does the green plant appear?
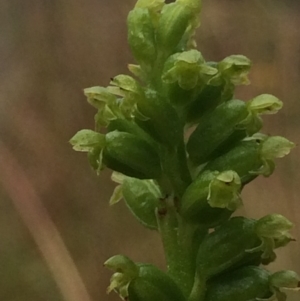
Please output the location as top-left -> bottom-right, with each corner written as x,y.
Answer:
70,0 -> 300,300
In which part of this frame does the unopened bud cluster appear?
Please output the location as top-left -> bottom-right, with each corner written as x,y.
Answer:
70,0 -> 299,301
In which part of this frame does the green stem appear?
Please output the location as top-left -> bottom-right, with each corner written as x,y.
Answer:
156,200 -> 201,298
160,143 -> 192,198
156,198 -> 181,276
188,273 -> 207,301
177,219 -> 202,295
150,50 -> 166,92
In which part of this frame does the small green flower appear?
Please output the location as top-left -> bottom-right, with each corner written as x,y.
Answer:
104,255 -> 139,300
247,214 -> 294,259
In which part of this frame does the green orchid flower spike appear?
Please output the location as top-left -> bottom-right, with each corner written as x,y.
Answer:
70,0 -> 299,301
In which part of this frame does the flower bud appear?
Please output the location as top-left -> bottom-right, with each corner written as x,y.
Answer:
87,146 -> 103,173
218,55 -> 252,85
128,64 -> 145,80
104,255 -> 139,277
185,75 -> 225,123
185,55 -> 251,123
70,129 -> 105,152
128,264 -> 185,301
202,139 -> 262,184
135,0 -> 164,10
135,88 -> 183,148
121,177 -> 162,229
161,51 -> 218,108
270,270 -> 300,290
180,170 -> 242,227
127,8 -> 156,72
269,270 -> 300,301
187,95 -> 284,166
208,171 -> 242,210
84,86 -> 117,109
246,214 -> 293,260
187,99 -> 251,165
256,214 -> 293,239
83,86 -> 120,126
135,0 -> 165,27
196,215 -> 291,284
248,94 -> 283,115
107,118 -> 157,149
177,0 -> 202,12
195,217 -> 261,280
156,3 -> 194,56
103,131 -> 162,179
104,255 -> 139,300
162,50 -> 206,90
108,74 -> 145,120
202,134 -> 294,185
262,136 -> 295,161
205,266 -> 271,301
162,52 -> 197,106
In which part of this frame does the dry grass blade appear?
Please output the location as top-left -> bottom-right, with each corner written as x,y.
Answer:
0,142 -> 93,301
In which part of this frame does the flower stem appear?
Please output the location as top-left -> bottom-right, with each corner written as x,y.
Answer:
188,273 -> 207,301
156,198 -> 200,298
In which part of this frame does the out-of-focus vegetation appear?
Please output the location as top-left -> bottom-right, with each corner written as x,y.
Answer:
0,1 -> 299,300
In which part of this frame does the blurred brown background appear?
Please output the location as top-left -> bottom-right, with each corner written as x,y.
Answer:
0,0 -> 299,300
